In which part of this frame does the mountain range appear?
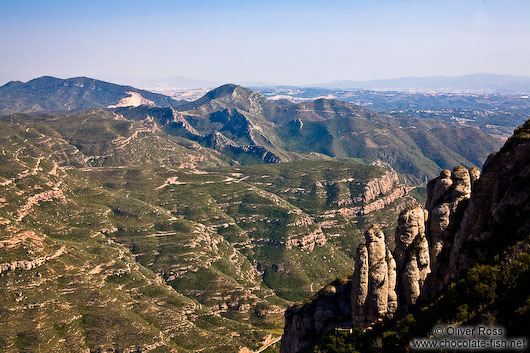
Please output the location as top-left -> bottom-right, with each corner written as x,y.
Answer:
0,76 -> 503,182
6,73 -> 529,94
0,75 -> 518,352
0,76 -> 183,114
123,83 -> 502,181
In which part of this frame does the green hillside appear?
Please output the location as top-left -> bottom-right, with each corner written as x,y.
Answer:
132,84 -> 501,180
0,81 -> 506,351
0,109 -> 419,352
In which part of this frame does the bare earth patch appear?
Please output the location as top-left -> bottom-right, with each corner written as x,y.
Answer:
108,91 -> 155,108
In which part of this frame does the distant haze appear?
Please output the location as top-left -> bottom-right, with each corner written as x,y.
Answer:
308,73 -> 530,93
1,0 -> 530,86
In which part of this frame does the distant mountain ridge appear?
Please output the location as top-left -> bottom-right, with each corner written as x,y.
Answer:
148,83 -> 501,180
0,77 -> 503,180
311,73 -> 530,93
0,76 -> 183,114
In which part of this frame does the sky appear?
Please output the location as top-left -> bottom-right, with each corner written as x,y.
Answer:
1,0 -> 530,86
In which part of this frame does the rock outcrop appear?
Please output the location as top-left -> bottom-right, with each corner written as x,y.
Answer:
424,121 -> 530,298
325,169 -> 414,217
351,226 -> 397,326
280,278 -> 353,353
203,131 -> 237,150
424,166 -> 477,267
0,246 -> 66,274
281,121 -> 530,353
386,249 -> 398,315
285,228 -> 327,251
280,225 -> 401,353
328,170 -> 401,207
231,145 -> 282,163
280,166 -> 484,352
360,170 -> 400,203
357,185 -> 411,215
394,206 -> 430,309
280,205 -> 435,352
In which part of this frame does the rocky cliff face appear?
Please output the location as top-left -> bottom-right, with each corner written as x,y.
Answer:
279,173 -> 475,352
424,166 -> 478,267
325,170 -> 414,217
361,171 -> 400,203
420,166 -> 478,299
280,278 -> 353,353
350,206 -> 432,322
280,204 -> 436,353
231,145 -> 282,163
203,130 -> 237,150
284,227 -> 327,251
279,224 -> 401,353
424,120 -> 530,299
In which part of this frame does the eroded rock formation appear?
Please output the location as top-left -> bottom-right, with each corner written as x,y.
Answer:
285,228 -> 327,250
325,169 -> 414,217
351,225 -> 397,326
0,246 -> 66,274
386,249 -> 398,315
425,121 -> 530,298
281,121 -> 530,353
280,165 -> 485,352
394,206 -> 430,309
425,166 -> 477,267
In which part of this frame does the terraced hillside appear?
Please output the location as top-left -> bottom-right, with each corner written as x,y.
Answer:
0,110 -> 420,352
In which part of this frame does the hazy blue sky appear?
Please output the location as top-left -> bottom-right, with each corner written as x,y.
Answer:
1,0 -> 530,85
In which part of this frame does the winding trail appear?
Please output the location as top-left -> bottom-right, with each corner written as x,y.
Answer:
255,336 -> 281,353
